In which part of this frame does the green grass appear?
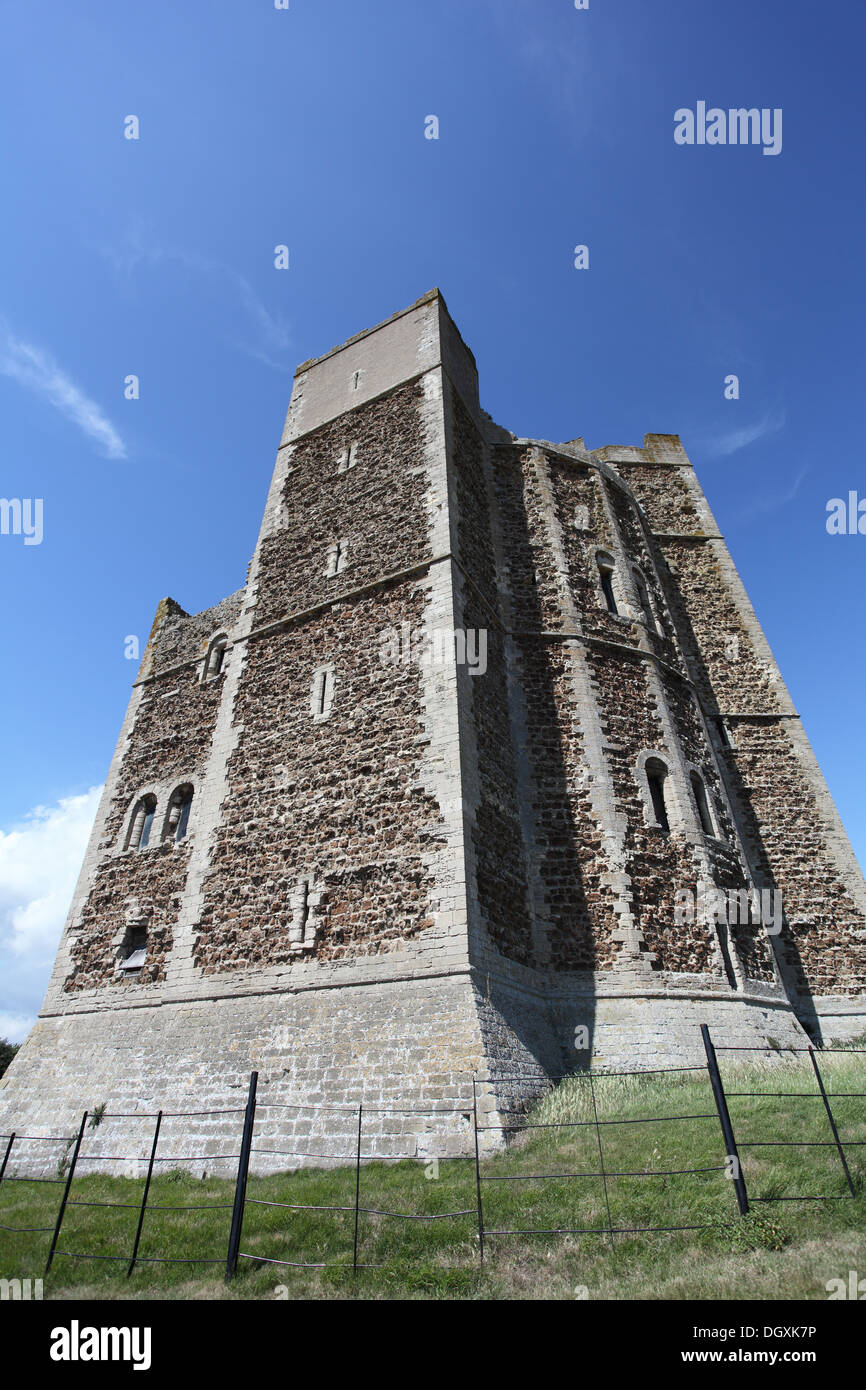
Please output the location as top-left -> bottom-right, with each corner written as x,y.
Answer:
1,1051 -> 863,1300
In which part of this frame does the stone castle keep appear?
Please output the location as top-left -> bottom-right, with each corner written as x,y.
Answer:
2,289 -> 865,1161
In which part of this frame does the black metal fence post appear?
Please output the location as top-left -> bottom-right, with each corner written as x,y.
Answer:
127,1110 -> 163,1277
225,1072 -> 258,1282
0,1133 -> 15,1186
46,1111 -> 88,1274
701,1025 -> 748,1215
472,1079 -> 484,1265
588,1071 -> 616,1252
808,1047 -> 856,1197
352,1104 -> 363,1274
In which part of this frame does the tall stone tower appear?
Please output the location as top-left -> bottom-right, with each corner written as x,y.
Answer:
2,290 -> 864,1157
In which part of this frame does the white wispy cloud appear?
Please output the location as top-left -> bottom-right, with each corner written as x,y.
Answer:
98,227 -> 291,370
0,324 -> 127,459
704,408 -> 786,459
0,787 -> 101,1044
737,464 -> 809,522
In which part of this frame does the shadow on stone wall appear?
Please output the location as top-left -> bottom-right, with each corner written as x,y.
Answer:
651,542 -> 821,1043
466,439 -> 602,1085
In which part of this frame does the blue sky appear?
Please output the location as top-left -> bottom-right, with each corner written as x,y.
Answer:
1,0 -> 864,1038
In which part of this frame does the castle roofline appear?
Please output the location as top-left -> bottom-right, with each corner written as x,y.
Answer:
293,288 -> 478,378
507,433 -> 692,469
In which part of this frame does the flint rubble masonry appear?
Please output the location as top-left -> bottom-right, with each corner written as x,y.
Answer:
1,291 -> 862,1168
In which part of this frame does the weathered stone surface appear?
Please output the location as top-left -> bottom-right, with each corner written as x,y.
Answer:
2,292 -> 863,1168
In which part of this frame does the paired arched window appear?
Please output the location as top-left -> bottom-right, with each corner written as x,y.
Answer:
126,795 -> 157,851
125,787 -> 193,850
638,756 -> 717,839
204,635 -> 228,680
163,785 -> 194,843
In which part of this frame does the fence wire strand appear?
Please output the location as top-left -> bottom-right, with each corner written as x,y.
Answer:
1,1033 -> 861,1278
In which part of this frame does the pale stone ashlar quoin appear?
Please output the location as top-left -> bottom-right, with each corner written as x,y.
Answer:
2,291 -> 864,1168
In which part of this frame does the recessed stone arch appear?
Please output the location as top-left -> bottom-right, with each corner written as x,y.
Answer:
161,782 -> 195,844
202,633 -> 229,681
124,793 -> 158,851
635,750 -> 684,833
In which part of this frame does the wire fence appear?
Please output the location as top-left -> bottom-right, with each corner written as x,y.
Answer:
711,1036 -> 863,1207
0,1101 -> 245,1277
470,1024 -> 864,1255
0,1026 -> 862,1281
235,1082 -> 478,1274
471,1060 -> 724,1255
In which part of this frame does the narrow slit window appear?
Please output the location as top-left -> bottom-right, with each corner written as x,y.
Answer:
325,539 -> 348,577
290,878 -> 316,951
633,570 -> 656,632
691,772 -> 714,836
645,759 -> 670,832
311,667 -> 335,719
297,882 -> 311,945
596,553 -> 619,615
599,564 -> 618,614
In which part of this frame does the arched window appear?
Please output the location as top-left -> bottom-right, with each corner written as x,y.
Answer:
596,552 -> 618,615
163,785 -> 194,843
645,758 -> 670,832
690,772 -> 715,836
204,635 -> 228,680
126,795 -> 157,850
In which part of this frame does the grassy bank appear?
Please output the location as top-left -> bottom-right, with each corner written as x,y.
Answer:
1,1051 -> 863,1300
